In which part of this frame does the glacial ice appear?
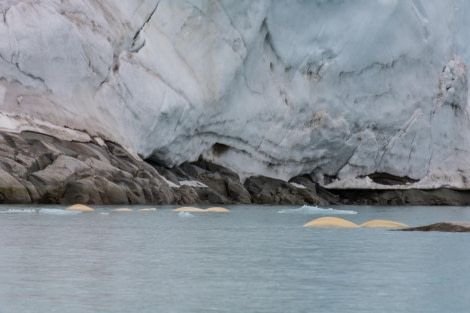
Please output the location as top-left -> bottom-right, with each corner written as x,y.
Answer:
1,0 -> 470,189
38,208 -> 81,215
278,205 -> 357,215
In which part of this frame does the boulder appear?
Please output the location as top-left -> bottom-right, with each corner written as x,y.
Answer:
226,179 -> 251,204
63,178 -> 102,204
327,188 -> 470,206
96,177 -> 129,204
244,175 -> 324,205
398,222 -> 470,232
29,155 -> 94,202
0,167 -> 31,203
158,160 -> 251,204
175,185 -> 199,204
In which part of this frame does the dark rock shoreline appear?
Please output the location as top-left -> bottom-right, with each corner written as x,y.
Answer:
0,130 -> 469,206
328,188 -> 470,206
0,131 -> 175,204
398,222 -> 470,232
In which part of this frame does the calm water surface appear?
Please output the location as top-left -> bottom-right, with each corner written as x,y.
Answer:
1,204 -> 470,313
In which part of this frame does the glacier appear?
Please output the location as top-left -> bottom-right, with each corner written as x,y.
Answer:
1,0 -> 470,190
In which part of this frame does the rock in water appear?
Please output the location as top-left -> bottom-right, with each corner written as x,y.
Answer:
244,175 -> 327,205
398,222 -> 470,232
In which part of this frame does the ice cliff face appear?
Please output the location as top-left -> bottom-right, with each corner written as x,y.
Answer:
1,0 -> 470,189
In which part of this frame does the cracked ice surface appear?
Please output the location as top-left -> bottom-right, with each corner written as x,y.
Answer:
1,0 -> 470,189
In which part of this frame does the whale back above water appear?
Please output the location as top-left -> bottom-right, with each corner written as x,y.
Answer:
303,217 -> 360,228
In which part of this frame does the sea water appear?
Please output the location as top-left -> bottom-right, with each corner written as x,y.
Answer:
1,204 -> 470,313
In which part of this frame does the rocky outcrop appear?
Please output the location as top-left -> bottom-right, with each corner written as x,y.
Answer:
2,130 -> 470,206
0,130 -> 331,205
244,176 -> 329,205
0,131 -> 176,204
398,222 -> 470,232
152,159 -> 252,204
153,160 -> 330,205
327,188 -> 470,206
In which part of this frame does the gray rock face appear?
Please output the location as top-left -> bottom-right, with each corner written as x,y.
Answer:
0,130 -> 329,205
153,160 -> 252,204
0,167 -> 31,203
399,222 -> 470,232
0,131 -> 176,204
2,130 -> 469,206
329,188 -> 470,206
244,175 -> 328,205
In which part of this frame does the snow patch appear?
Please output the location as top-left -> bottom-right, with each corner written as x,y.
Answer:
179,180 -> 208,188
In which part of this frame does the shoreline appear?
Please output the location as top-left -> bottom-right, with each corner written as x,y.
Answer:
0,130 -> 469,206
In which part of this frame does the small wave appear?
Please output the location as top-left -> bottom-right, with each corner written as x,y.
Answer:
278,205 -> 357,215
0,208 -> 36,214
178,211 -> 194,218
38,208 -> 81,216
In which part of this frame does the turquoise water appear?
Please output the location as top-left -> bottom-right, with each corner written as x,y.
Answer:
1,204 -> 470,313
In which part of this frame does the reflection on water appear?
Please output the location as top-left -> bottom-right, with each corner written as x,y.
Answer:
0,204 -> 470,313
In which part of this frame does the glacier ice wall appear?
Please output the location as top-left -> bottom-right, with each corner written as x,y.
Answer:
1,0 -> 470,188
